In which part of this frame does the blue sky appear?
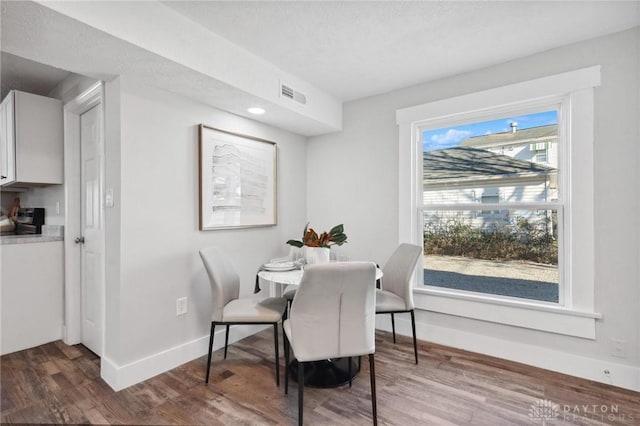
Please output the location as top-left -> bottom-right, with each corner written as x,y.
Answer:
422,110 -> 557,152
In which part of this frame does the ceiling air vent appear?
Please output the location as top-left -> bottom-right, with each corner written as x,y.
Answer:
280,83 -> 307,105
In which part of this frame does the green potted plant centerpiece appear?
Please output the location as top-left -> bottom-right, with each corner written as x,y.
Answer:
286,223 -> 347,264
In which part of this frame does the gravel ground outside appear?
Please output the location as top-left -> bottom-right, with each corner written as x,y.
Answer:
423,255 -> 559,302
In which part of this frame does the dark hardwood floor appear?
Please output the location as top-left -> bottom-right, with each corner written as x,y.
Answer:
1,329 -> 639,425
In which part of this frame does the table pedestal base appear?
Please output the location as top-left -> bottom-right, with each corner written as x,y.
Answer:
289,357 -> 360,388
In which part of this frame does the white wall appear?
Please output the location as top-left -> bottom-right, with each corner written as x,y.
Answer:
307,28 -> 640,388
102,79 -> 306,382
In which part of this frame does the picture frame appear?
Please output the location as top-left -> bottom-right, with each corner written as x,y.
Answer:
198,124 -> 277,230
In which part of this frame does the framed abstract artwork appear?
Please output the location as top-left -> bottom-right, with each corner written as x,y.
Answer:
199,125 -> 277,230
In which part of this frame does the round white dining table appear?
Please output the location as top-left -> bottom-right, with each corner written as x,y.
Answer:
258,264 -> 382,287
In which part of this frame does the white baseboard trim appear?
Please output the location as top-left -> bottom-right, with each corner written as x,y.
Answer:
100,324 -> 269,391
375,315 -> 640,392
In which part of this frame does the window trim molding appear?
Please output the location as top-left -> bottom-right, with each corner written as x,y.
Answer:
415,288 -> 600,340
397,66 -> 601,338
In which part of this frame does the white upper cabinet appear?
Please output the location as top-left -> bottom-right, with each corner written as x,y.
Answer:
0,90 -> 63,187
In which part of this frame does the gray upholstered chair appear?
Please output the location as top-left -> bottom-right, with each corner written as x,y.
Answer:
375,243 -> 423,364
282,285 -> 297,307
199,247 -> 288,385
283,262 -> 378,426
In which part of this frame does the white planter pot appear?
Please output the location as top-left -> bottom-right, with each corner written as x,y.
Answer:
304,246 -> 330,264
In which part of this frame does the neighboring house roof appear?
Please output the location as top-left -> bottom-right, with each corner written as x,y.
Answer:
460,124 -> 557,148
424,147 -> 554,183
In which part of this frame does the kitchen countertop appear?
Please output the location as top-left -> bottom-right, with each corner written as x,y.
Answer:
0,234 -> 64,245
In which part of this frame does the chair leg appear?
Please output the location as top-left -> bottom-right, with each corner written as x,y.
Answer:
205,323 -> 215,384
298,361 -> 304,426
369,354 -> 378,426
348,356 -> 352,387
410,310 -> 418,364
391,313 -> 396,344
284,334 -> 290,395
273,323 -> 280,387
224,325 -> 230,359
282,310 -> 287,357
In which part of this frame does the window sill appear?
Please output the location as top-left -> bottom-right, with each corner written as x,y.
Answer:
414,287 -> 601,339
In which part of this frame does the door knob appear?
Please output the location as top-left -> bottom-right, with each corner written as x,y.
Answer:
74,236 -> 85,244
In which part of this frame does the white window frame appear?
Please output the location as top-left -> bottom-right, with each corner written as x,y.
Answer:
397,67 -> 602,339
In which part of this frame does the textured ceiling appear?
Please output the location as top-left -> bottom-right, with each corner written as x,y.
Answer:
2,1 -> 639,136
0,52 -> 70,100
163,1 -> 640,101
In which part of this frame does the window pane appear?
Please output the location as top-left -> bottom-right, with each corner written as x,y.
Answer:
423,111 -> 559,206
422,110 -> 560,303
423,209 -> 559,302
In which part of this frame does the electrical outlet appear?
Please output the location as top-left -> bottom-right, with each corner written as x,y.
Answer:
610,338 -> 626,359
105,188 -> 114,208
176,297 -> 187,316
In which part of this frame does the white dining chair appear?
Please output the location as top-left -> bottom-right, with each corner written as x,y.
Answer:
282,286 -> 297,306
282,246 -> 302,306
375,243 -> 423,364
283,262 -> 378,426
199,246 -> 288,385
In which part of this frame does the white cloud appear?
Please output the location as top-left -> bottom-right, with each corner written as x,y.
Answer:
430,129 -> 471,146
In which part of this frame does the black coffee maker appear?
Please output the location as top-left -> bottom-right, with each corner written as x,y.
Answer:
15,208 -> 45,234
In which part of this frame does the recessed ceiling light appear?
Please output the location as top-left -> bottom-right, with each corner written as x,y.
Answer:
247,107 -> 265,115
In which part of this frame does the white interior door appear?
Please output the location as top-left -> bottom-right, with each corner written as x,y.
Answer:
79,104 -> 104,356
